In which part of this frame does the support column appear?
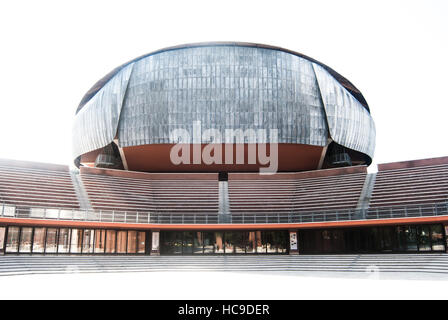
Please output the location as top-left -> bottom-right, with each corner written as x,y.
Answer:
151,230 -> 160,256
289,230 -> 299,255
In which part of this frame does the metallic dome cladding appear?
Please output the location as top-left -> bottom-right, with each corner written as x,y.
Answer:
73,42 -> 375,162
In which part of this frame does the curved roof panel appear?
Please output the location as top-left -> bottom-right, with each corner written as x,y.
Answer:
76,42 -> 370,114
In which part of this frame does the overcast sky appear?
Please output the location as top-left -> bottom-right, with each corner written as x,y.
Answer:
0,0 -> 446,167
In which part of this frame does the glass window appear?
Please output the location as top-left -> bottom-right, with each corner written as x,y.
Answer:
32,228 -> 46,253
127,231 -> 137,254
264,231 -> 277,253
82,229 -> 95,254
94,230 -> 106,254
255,231 -> 265,253
19,227 -> 33,253
418,225 -> 431,252
203,232 -> 214,254
395,226 -> 407,252
405,226 -> 418,251
6,226 -> 20,253
117,231 -> 127,254
275,232 -> 288,254
106,230 -> 116,254
58,228 -> 71,253
234,232 -> 246,254
430,224 -> 445,251
246,232 -> 257,254
193,232 -> 203,254
70,229 -> 83,253
137,232 -> 146,254
0,227 -> 6,254
183,232 -> 194,254
45,228 -> 58,253
224,232 -> 234,254
160,232 -> 182,255
380,227 -> 394,252
214,232 -> 224,254
160,232 -> 172,254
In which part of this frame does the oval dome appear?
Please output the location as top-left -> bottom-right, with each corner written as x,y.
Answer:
73,42 -> 375,172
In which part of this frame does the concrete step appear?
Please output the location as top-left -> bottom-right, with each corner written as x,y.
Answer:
1,254 -> 448,276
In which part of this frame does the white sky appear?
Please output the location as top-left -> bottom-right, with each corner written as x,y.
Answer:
0,0 -> 447,167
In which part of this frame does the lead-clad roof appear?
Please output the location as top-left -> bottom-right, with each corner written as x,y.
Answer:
73,44 -> 375,162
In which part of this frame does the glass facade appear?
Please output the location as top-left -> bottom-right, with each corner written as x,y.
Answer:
1,224 -> 445,255
160,230 -> 289,255
301,224 -> 446,254
1,226 -> 146,255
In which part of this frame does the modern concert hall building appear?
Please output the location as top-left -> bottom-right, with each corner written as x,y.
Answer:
0,42 -> 447,256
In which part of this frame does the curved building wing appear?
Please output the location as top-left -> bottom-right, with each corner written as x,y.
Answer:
312,63 -> 376,158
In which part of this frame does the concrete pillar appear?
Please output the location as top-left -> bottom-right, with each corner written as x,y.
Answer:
289,230 -> 299,255
151,231 -> 160,256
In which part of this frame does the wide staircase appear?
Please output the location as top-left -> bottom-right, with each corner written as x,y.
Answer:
1,254 -> 448,276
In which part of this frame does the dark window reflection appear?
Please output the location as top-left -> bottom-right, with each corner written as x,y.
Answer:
418,225 -> 431,252
160,231 -> 182,254
405,226 -> 418,251
203,232 -> 214,254
157,231 -> 289,255
234,232 -> 246,254
183,232 -> 194,254
224,232 -> 234,254
300,224 -> 446,254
